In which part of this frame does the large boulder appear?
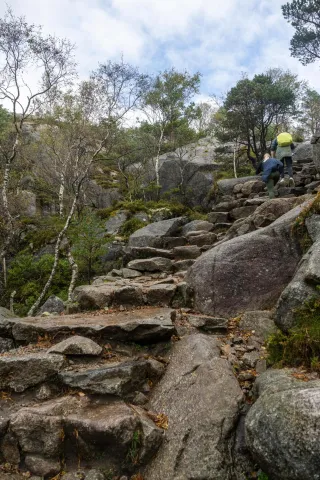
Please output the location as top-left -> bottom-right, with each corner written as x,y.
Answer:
159,159 -> 214,208
294,141 -> 314,163
217,176 -> 260,196
128,217 -> 188,248
226,197 -> 309,240
105,211 -> 128,234
38,295 -> 65,315
246,369 -> 320,480
186,200 -> 312,317
10,395 -> 163,476
144,334 -> 243,480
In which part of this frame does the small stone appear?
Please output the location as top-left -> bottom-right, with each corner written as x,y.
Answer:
85,470 -> 105,480
232,337 -> 243,344
132,392 -> 149,405
48,335 -> 102,356
242,351 -> 260,368
238,372 -> 255,382
119,305 -> 125,311
256,359 -> 267,374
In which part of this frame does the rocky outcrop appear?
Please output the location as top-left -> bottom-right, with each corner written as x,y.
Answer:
226,197 -> 308,240
187,201 -> 311,317
144,334 -> 243,480
246,369 -> 320,480
275,213 -> 320,331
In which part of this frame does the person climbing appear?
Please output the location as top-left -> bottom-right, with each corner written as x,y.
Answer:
270,132 -> 295,186
256,153 -> 284,199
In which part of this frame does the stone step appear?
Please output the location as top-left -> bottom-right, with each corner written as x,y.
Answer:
5,395 -> 163,477
173,245 -> 201,259
0,307 -> 176,345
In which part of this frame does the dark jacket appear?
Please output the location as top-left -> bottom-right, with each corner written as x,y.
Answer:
256,158 -> 284,183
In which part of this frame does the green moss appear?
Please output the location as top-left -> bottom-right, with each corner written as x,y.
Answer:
267,294 -> 320,369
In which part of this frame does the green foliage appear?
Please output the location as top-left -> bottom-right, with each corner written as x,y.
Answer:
299,88 -> 320,135
119,218 -> 146,239
282,0 -> 320,65
97,199 -> 192,220
215,69 -> 303,162
267,295 -> 320,369
70,212 -> 109,284
126,429 -> 142,465
258,473 -> 269,480
23,216 -> 65,250
6,253 -> 70,316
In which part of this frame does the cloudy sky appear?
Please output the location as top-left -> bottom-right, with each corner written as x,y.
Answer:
1,0 -> 320,98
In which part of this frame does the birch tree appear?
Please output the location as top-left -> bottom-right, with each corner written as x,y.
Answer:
28,60 -> 148,315
0,8 -> 75,285
143,69 -> 201,191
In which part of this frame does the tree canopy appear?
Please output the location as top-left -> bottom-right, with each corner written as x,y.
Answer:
282,0 -> 320,64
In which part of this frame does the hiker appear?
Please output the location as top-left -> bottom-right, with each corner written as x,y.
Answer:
256,153 -> 284,199
271,132 -> 295,186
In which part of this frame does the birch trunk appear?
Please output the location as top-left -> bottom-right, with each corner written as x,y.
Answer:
67,242 -> 78,302
155,129 -> 164,190
27,191 -> 79,316
233,142 -> 238,179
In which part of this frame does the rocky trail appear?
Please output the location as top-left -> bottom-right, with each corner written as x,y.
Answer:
1,143 -> 320,479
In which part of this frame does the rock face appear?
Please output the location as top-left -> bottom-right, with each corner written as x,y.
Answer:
294,141 -> 314,163
128,217 -> 187,248
246,369 -> 320,480
105,211 -> 128,234
187,201 -> 310,317
275,213 -> 320,331
158,158 -> 214,208
144,334 -> 243,480
226,197 -> 308,240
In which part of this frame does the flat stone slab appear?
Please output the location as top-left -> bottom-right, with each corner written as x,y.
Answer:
1,308 -> 176,344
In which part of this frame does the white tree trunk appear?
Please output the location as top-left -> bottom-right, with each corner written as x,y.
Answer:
233,142 -> 238,179
58,172 -> 65,217
155,129 -> 164,189
67,242 -> 78,302
27,192 -> 79,316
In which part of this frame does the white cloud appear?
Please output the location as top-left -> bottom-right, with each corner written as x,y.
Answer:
0,0 -> 319,100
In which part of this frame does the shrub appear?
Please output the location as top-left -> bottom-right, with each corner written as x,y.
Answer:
6,253 -> 70,316
119,218 -> 146,239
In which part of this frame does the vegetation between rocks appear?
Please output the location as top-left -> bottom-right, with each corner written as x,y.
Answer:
268,294 -> 320,370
